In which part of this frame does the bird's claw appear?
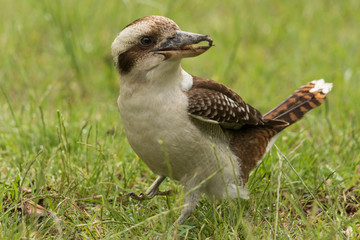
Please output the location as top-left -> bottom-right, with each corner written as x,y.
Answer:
155,189 -> 172,196
128,189 -> 172,201
128,192 -> 148,200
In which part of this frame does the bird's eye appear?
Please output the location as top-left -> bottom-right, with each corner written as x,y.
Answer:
140,36 -> 153,47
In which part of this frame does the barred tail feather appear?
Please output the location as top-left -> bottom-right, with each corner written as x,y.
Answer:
264,79 -> 332,128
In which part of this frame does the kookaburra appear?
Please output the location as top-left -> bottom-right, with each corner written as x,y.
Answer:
111,16 -> 332,224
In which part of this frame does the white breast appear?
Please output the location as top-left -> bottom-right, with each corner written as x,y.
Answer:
119,80 -> 205,178
117,68 -> 246,199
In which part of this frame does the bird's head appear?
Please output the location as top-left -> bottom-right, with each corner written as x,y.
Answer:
111,16 -> 213,77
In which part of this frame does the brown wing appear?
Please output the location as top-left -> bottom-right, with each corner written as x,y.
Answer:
186,76 -> 265,129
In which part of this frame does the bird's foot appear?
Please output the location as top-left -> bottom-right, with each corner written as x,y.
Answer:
152,189 -> 172,197
128,189 -> 172,201
128,192 -> 148,200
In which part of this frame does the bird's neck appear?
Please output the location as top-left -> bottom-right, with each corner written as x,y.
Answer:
119,60 -> 193,96
146,59 -> 182,86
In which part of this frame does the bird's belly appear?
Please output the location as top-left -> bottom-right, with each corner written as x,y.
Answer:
118,91 -> 223,181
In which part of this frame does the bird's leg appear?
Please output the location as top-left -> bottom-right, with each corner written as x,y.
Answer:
145,175 -> 172,197
175,180 -> 201,225
128,175 -> 171,200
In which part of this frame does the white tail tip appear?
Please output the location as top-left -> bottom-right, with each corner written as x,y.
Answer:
310,79 -> 333,94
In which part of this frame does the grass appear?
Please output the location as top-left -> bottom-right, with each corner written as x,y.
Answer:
1,0 -> 359,239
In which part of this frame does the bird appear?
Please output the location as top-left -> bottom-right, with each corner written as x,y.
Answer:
111,15 -> 333,224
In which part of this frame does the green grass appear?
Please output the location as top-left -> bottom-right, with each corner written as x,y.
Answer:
1,0 -> 360,239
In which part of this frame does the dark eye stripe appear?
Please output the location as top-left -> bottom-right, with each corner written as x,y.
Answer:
116,31 -> 158,74
117,45 -> 142,74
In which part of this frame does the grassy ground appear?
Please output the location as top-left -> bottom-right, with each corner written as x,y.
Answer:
1,0 -> 359,239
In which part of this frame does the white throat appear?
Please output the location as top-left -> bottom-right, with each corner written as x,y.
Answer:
120,60 -> 193,97
146,60 -> 193,91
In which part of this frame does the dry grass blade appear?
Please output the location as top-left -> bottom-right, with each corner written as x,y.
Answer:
21,199 -> 47,217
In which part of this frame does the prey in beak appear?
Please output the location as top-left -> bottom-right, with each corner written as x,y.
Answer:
152,30 -> 214,59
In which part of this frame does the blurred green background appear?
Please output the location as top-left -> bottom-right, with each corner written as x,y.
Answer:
1,0 -> 359,239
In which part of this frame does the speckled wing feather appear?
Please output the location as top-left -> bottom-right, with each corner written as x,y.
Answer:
186,76 -> 265,129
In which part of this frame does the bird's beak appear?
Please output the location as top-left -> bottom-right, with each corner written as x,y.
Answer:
152,30 -> 213,59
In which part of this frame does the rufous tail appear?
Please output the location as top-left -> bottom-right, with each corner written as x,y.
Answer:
264,79 -> 333,130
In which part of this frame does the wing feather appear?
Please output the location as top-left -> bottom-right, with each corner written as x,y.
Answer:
186,76 -> 265,129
